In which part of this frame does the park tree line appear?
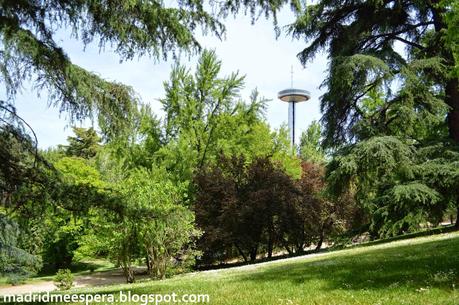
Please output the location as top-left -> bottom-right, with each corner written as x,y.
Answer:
1,50 -> 335,283
1,0 -> 458,284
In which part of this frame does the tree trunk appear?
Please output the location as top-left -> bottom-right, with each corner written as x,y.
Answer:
296,242 -> 304,254
146,255 -> 152,274
234,244 -> 248,262
158,257 -> 167,280
267,244 -> 273,258
455,204 -> 459,230
126,270 -> 135,283
123,265 -> 135,283
431,3 -> 459,143
445,77 -> 459,143
249,244 -> 258,262
281,239 -> 293,255
267,232 -> 273,258
315,229 -> 324,252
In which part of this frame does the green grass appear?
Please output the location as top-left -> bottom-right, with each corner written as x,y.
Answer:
6,232 -> 459,305
66,258 -> 115,274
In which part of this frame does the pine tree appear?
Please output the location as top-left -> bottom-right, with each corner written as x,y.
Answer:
290,0 -> 458,146
65,127 -> 101,159
1,0 -> 299,138
0,1 -> 225,137
290,0 -> 459,233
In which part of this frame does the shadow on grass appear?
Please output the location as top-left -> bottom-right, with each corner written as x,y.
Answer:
233,235 -> 459,292
37,260 -> 114,278
345,225 -> 457,249
196,225 -> 457,272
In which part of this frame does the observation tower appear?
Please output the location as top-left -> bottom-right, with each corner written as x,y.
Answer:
277,69 -> 311,147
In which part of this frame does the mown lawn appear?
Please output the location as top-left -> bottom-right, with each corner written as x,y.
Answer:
6,232 -> 459,305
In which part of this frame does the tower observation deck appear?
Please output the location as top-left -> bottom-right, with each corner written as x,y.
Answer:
277,88 -> 311,147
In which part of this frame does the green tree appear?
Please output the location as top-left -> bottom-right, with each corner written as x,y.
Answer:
158,50 -> 301,183
327,136 -> 459,236
0,103 -> 53,277
160,49 -> 245,170
290,0 -> 458,146
299,120 -> 325,163
64,127 -> 101,159
0,214 -> 42,282
290,0 -> 459,232
123,169 -> 198,280
102,168 -> 198,282
40,156 -> 108,271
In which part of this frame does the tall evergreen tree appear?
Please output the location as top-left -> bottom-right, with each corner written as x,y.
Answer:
0,0 -> 298,138
0,0 -> 225,137
290,1 -> 459,232
290,0 -> 458,146
65,127 -> 101,159
158,50 -> 300,182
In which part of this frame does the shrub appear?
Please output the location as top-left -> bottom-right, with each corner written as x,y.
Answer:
6,273 -> 27,286
53,269 -> 74,290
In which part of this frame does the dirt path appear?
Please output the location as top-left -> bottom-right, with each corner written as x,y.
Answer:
0,269 -> 149,295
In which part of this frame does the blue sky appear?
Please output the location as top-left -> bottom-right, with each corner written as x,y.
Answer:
0,8 -> 327,149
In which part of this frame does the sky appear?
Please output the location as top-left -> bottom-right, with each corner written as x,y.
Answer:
0,7 -> 328,149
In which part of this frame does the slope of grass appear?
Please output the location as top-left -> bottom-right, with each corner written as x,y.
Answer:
6,232 -> 459,305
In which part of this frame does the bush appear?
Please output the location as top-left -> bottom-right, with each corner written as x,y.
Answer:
165,250 -> 200,278
6,273 -> 27,286
53,269 -> 74,290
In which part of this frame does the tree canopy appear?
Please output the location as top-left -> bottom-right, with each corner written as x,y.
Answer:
289,0 -> 459,233
0,0 -> 300,139
290,0 -> 458,146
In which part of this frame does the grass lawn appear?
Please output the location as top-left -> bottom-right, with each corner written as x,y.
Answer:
6,232 -> 459,305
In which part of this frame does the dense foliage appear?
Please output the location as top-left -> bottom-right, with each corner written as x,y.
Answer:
290,0 -> 459,234
194,156 -> 356,265
0,49 -> 307,282
0,0 -> 457,286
